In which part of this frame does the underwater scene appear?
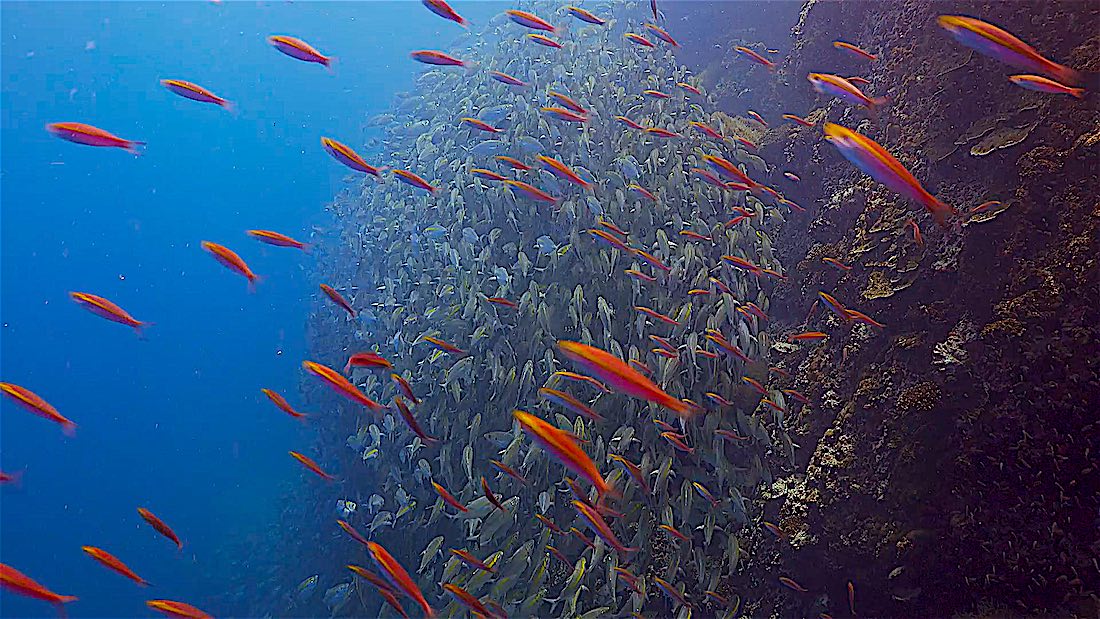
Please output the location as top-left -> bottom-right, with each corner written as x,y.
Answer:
1,1 -> 1097,618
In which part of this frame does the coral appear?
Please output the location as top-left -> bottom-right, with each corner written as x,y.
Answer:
895,382 -> 939,413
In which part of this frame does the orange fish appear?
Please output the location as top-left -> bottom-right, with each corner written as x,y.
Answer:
547,90 -> 588,114
634,305 -> 679,326
261,389 -> 308,419
247,229 -> 311,252
535,513 -> 564,534
82,546 -> 149,586
661,431 -> 694,453
147,599 -> 213,619
505,9 -> 556,32
1009,74 -> 1084,98
645,127 -> 680,138
46,122 -> 144,154
368,542 -> 434,618
538,387 -> 603,422
908,218 -> 924,245
138,507 -> 182,549
432,481 -> 468,512
735,46 -> 775,70
822,257 -> 851,271
303,360 -> 385,411
659,523 -> 690,542
320,284 -> 356,317
824,123 -> 955,227
471,168 -> 508,182
0,563 -> 78,612
547,545 -> 571,565
422,0 -> 467,27
347,564 -> 394,594
615,115 -> 646,130
808,73 -> 887,110
573,500 -> 637,553
481,476 -> 507,511
558,341 -> 692,417
689,121 -> 725,140
421,335 -> 466,356
484,296 -> 517,308
833,40 -> 877,60
846,309 -> 886,328
343,352 -> 392,373
644,23 -> 679,47
513,410 -> 614,498
410,49 -> 467,67
0,382 -> 76,436
624,33 -> 655,48
289,450 -> 334,480
540,106 -> 586,122
160,79 -> 233,111
624,268 -> 657,282
338,519 -> 370,546
322,137 -> 384,176
679,230 -> 711,241
268,35 -> 333,68
598,218 -> 629,237
633,250 -> 670,271
201,241 -> 260,291
778,576 -> 808,592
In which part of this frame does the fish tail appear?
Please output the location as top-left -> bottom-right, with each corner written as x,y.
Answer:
301,243 -> 314,254
125,141 -> 146,156
221,99 -> 238,117
927,196 -> 956,229
463,60 -> 480,76
1048,61 -> 1081,87
248,274 -> 264,294
1069,86 -> 1086,99
133,321 -> 154,340
62,422 -> 78,437
324,56 -> 338,75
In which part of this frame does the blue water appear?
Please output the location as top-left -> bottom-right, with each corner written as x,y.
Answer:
0,2 -> 494,615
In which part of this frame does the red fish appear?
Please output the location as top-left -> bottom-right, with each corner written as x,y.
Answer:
470,167 -> 504,180
527,34 -> 563,48
566,6 -> 605,25
788,331 -> 828,342
421,335 -> 466,356
573,500 -> 637,553
742,376 -> 768,396
461,117 -> 502,133
548,91 -> 588,115
495,155 -> 530,171
747,110 -> 768,126
47,122 -> 144,154
513,410 -> 615,498
763,521 -> 786,539
422,0 -> 467,27
268,35 -> 332,68
570,527 -> 596,550
783,389 -> 811,405
625,33 -> 655,48
703,155 -> 758,188
779,576 -> 808,592
261,389 -> 308,419
736,46 -> 776,70
504,179 -> 558,204
633,250 -> 670,272
615,567 -> 643,594
808,73 -> 887,110
659,524 -> 690,542
450,549 -> 496,573
290,451 -> 334,480
937,15 -> 1079,85
147,600 -> 213,619
490,459 -> 527,485
481,476 -> 507,511
537,155 -> 590,188
69,292 -> 149,336
539,387 -> 603,422
716,429 -> 749,442
390,373 -> 419,404
661,431 -> 694,453
0,470 -> 24,485
782,113 -> 815,127
0,382 -> 76,436
846,309 -> 886,328
598,218 -> 629,237
393,169 -> 439,193
644,23 -> 679,47
535,513 -> 563,534
432,481 -> 468,512
559,341 -> 691,416
303,360 -> 386,412
635,305 -> 679,326
1010,74 -> 1084,98
679,230 -> 711,241
137,508 -> 182,549
689,121 -> 724,140
484,296 -> 517,308
490,71 -> 528,88
202,241 -> 260,291
551,371 -> 610,393
409,50 -> 465,67
645,127 -> 680,138
338,519 -> 370,546
343,352 -> 392,373
833,41 -> 877,60
322,137 -> 383,176
696,348 -> 719,359
347,564 -> 395,594
82,546 -> 150,586
615,116 -> 646,130
541,106 -> 587,122
161,79 -> 233,111
589,229 -> 631,252
247,229 -> 311,252
624,268 -> 657,282
320,284 -> 356,317
609,454 -> 651,494
505,9 -> 556,32
547,545 -> 571,565
443,583 -> 497,618
394,396 -> 437,444
677,82 -> 702,95
822,257 -> 851,271
1,563 -> 78,612
908,218 -> 923,245
628,184 -> 657,201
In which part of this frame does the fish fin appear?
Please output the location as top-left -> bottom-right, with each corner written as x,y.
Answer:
134,321 -> 154,340
221,100 -> 238,117
1050,63 -> 1082,87
248,275 -> 264,294
324,56 -> 338,75
927,197 -> 956,229
3,469 -> 25,488
62,422 -> 77,438
1070,87 -> 1086,99
301,243 -> 313,254
125,141 -> 146,156
464,60 -> 480,77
